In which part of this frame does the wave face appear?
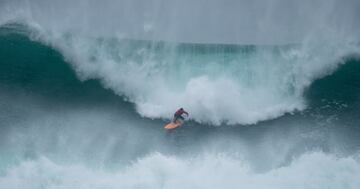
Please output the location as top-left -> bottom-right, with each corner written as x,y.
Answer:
1,24 -> 359,125
1,1 -> 360,189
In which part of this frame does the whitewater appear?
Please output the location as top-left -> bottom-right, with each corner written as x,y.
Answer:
1,0 -> 360,188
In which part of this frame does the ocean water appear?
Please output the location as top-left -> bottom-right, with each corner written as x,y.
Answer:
1,1 -> 360,189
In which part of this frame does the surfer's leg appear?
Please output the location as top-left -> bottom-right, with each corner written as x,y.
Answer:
173,115 -> 179,123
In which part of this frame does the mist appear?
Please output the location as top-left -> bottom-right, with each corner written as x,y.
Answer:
1,0 -> 360,44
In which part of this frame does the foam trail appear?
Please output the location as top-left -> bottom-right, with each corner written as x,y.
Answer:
1,152 -> 359,189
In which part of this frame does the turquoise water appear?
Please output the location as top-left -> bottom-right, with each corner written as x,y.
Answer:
0,24 -> 360,188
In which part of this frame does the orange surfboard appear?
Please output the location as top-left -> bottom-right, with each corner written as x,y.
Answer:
164,120 -> 183,130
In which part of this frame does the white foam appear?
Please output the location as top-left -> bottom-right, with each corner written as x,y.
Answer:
13,29 -> 358,125
1,152 -> 359,189
43,32 -> 360,125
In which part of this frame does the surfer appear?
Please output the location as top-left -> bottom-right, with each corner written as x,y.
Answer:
164,108 -> 189,130
172,108 -> 189,124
